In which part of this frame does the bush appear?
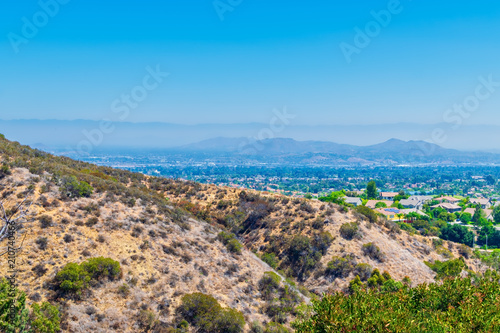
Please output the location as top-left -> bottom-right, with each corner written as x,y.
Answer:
0,278 -> 30,332
292,273 -> 500,332
34,235 -> 48,250
354,263 -> 373,281
355,206 -> 378,223
138,310 -> 157,329
217,232 -> 243,254
55,263 -> 91,295
339,223 -> 359,240
39,215 -> 53,229
265,322 -> 291,333
326,256 -> 355,279
81,257 -> 121,281
60,175 -> 93,198
261,253 -> 279,269
440,224 -> 474,247
362,243 -> 385,262
55,257 -> 121,295
176,293 -> 245,333
259,272 -> 281,300
30,302 -> 61,333
425,258 -> 466,280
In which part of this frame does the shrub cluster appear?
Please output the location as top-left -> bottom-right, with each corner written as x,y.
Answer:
293,272 -> 500,332
217,231 -> 243,254
361,242 -> 385,262
55,257 -> 121,296
0,278 -> 60,333
339,222 -> 359,240
176,293 -> 245,333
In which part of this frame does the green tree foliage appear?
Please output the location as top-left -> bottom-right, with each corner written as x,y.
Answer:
493,205 -> 500,225
478,225 -> 500,248
439,224 -> 474,247
460,212 -> 472,223
366,181 -> 378,200
176,293 -> 245,333
55,263 -> 91,295
292,273 -> 500,332
375,201 -> 387,208
318,190 -> 345,205
286,235 -> 321,280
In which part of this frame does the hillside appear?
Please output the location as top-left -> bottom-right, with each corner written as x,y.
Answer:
0,134 -> 491,332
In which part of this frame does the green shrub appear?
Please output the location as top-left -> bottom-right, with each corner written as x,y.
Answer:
0,278 -> 30,332
261,253 -> 279,269
60,175 -> 93,198
354,263 -> 373,281
81,257 -> 121,281
425,258 -> 466,280
176,293 -> 245,333
293,273 -> 500,332
362,243 -> 385,262
55,257 -> 121,295
0,164 -> 11,178
355,206 -> 378,223
326,256 -> 355,278
264,322 -> 291,333
217,231 -> 243,254
55,263 -> 91,295
259,272 -> 281,300
29,302 -> 61,333
339,222 -> 359,240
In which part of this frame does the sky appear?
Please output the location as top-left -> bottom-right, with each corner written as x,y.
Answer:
1,0 -> 500,128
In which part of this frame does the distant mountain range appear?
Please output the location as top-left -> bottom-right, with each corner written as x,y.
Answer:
2,119 -> 500,151
178,137 -> 500,165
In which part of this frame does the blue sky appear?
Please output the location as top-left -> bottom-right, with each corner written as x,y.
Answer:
1,0 -> 500,126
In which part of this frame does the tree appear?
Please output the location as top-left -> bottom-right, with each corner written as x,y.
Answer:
460,212 -> 472,224
366,181 -> 377,200
439,224 -> 474,247
493,206 -> 500,225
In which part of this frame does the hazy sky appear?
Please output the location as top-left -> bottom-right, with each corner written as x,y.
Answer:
1,1 -> 500,126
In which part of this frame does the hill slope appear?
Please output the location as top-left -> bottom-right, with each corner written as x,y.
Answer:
0,134 -> 489,332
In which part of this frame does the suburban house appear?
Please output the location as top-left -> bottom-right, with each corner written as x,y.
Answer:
376,208 -> 402,221
431,203 -> 462,214
365,200 -> 393,209
409,195 -> 434,203
436,196 -> 461,204
344,197 -> 362,207
464,207 -> 494,221
400,198 -> 422,210
380,192 -> 399,200
470,198 -> 492,209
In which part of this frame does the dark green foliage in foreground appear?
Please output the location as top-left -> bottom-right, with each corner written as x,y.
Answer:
293,273 -> 500,333
55,257 -> 121,296
0,278 -> 60,333
176,293 -> 245,333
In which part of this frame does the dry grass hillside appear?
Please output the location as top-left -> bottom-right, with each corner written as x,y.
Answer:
0,135 -> 490,332
157,182 -> 488,293
0,168 -> 303,332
